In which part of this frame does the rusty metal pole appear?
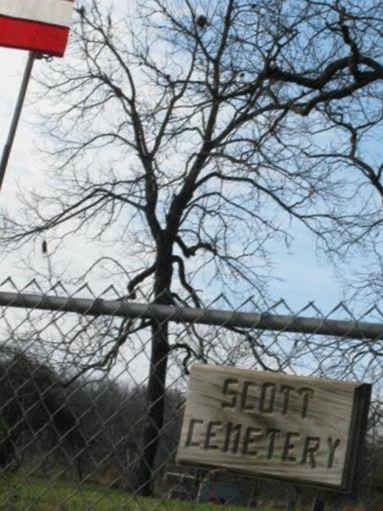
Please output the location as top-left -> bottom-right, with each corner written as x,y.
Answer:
0,51 -> 35,191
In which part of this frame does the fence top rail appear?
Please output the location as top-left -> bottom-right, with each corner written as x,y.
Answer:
0,290 -> 382,340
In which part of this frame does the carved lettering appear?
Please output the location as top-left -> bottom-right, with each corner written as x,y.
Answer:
280,385 -> 294,414
327,438 -> 341,468
178,366 -> 367,491
221,378 -> 239,409
282,432 -> 300,462
223,422 -> 242,454
242,427 -> 262,456
260,383 -> 276,413
185,418 -> 203,447
299,387 -> 314,418
301,436 -> 321,468
266,428 -> 281,459
204,421 -> 222,450
241,381 -> 256,412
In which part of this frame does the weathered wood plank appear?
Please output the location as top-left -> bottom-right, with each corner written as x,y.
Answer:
177,364 -> 371,490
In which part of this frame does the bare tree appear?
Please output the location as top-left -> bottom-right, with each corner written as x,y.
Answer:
292,105 -> 383,299
2,0 -> 383,494
281,0 -> 383,303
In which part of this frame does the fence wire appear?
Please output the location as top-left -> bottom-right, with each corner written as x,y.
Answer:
0,278 -> 382,511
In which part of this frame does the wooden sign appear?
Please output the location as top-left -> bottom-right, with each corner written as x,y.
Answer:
177,364 -> 371,491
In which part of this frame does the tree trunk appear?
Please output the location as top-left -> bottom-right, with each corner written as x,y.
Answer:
135,247 -> 173,496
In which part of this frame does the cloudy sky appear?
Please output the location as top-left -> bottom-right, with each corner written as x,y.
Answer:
0,49 -> 90,284
0,46 -> 351,311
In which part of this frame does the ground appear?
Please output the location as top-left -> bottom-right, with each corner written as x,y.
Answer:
0,477 -> 275,511
0,477 -> 373,511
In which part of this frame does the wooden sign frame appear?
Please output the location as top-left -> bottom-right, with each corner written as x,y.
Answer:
177,364 -> 371,492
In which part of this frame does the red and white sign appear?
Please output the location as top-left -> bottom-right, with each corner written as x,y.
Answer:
0,0 -> 74,57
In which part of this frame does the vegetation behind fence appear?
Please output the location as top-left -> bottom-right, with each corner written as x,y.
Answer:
0,279 -> 382,510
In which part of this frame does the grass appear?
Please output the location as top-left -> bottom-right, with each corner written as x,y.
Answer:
0,476 -> 276,511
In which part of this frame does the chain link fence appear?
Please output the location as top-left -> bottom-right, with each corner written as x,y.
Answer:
0,278 -> 382,510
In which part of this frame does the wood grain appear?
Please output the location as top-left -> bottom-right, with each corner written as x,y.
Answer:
177,364 -> 371,491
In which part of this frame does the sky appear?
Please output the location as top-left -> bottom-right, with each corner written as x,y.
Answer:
0,46 -> 354,313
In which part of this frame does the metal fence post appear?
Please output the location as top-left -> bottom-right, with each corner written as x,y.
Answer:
0,52 -> 36,192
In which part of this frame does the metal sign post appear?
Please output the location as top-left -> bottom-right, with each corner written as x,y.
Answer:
0,51 -> 36,192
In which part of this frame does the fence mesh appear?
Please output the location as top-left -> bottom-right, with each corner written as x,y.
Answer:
0,278 -> 382,510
